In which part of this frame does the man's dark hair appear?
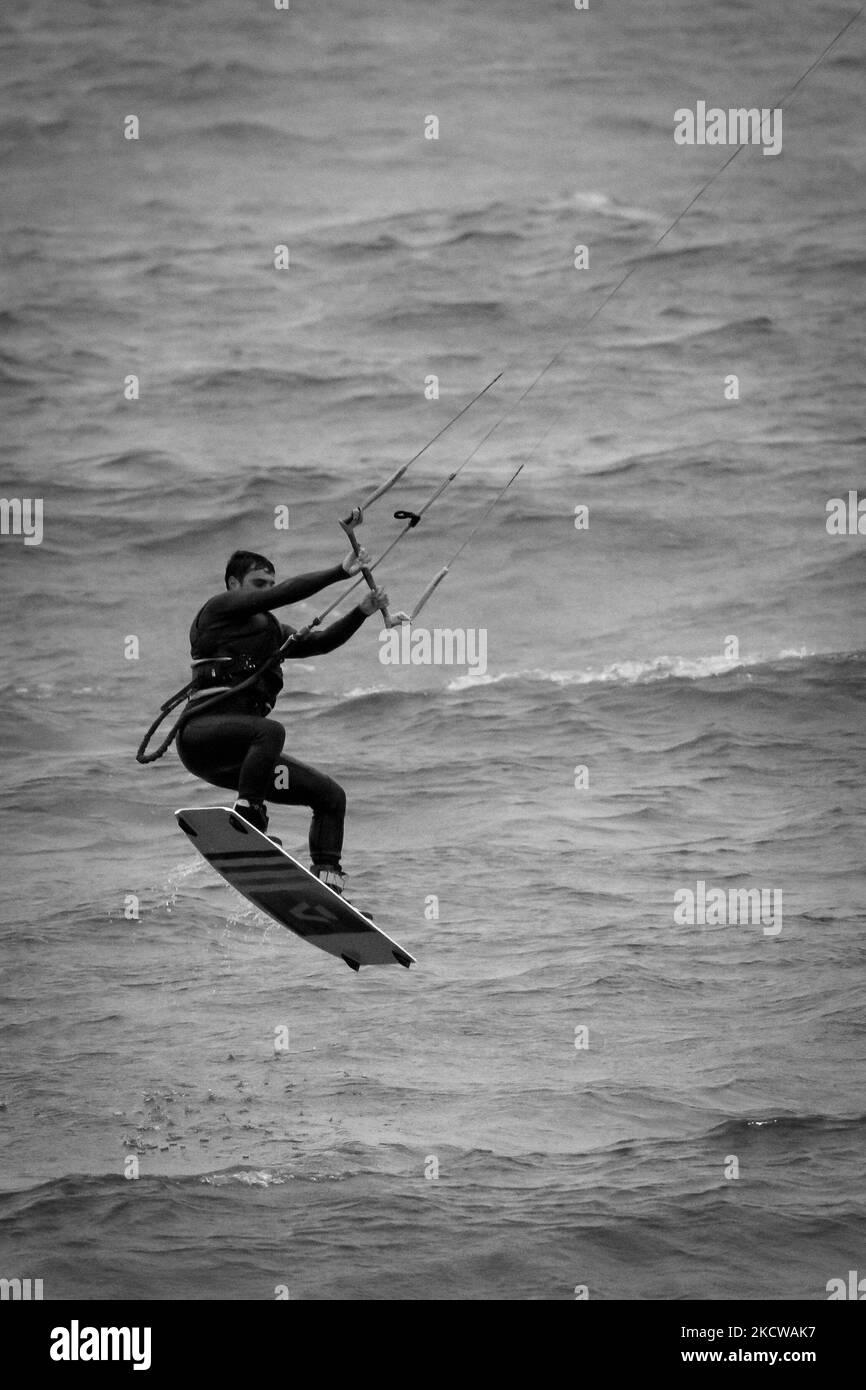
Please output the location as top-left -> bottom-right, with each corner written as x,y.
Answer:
225,550 -> 275,588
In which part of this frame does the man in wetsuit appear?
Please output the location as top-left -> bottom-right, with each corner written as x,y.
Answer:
176,547 -> 389,896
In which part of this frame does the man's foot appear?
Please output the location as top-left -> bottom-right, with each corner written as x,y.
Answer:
310,865 -> 374,919
232,798 -> 269,834
311,864 -> 346,895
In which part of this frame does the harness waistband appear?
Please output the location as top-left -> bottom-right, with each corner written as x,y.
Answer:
187,685 -> 233,701
185,686 -> 274,717
188,644 -> 281,717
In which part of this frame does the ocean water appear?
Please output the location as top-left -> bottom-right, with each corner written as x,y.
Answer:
1,0 -> 864,1300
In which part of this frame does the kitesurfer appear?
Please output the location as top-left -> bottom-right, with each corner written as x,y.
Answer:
176,548 -> 389,894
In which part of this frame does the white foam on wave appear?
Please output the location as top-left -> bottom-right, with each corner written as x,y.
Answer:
315,649 -> 817,702
563,190 -> 662,226
200,1169 -> 287,1187
445,648 -> 814,692
342,684 -> 394,700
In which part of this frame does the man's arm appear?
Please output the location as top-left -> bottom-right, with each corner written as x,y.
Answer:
280,585 -> 396,657
206,562 -> 349,619
282,607 -> 368,658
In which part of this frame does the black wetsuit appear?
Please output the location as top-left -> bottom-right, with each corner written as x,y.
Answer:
176,564 -> 367,869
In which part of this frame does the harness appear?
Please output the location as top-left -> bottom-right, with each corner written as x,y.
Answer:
136,610 -> 294,764
187,611 -> 284,714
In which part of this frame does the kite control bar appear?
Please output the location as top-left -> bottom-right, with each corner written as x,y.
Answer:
339,506 -> 396,628
336,461 -> 523,627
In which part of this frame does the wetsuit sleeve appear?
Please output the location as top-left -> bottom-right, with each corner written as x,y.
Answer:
284,606 -> 367,658
205,563 -> 348,618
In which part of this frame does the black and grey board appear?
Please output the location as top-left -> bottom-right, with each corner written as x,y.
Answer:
176,806 -> 415,971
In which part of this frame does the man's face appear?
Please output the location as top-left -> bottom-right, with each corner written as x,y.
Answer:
232,567 -> 275,592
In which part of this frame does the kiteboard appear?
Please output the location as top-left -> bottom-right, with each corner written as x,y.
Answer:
176,806 -> 415,971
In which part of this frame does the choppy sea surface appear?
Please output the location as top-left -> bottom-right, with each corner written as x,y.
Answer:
1,0 -> 864,1299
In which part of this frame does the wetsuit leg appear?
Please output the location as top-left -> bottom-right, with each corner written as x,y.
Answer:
177,716 -> 346,869
268,754 -> 346,869
177,714 -> 286,802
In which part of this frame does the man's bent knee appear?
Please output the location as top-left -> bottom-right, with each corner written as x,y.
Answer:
322,778 -> 346,816
257,719 -> 286,756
